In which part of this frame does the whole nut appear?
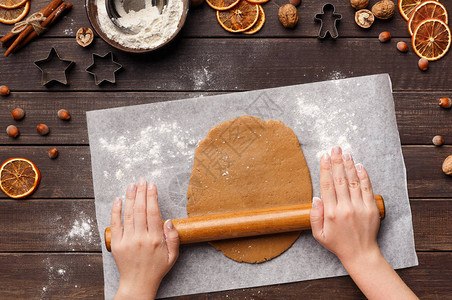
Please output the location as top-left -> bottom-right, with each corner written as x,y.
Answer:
397,41 -> 408,52
372,0 -> 395,19
443,155 -> 452,176
439,97 -> 451,108
48,148 -> 59,159
289,0 -> 301,7
351,0 -> 369,10
0,85 -> 10,96
278,4 -> 298,29
432,135 -> 444,146
355,9 -> 374,28
76,27 -> 94,47
58,109 -> 71,120
418,58 -> 429,71
6,125 -> 19,138
11,108 -> 25,120
37,123 -> 50,136
379,31 -> 391,42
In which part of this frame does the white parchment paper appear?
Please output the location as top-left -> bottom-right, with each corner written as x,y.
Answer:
86,74 -> 418,299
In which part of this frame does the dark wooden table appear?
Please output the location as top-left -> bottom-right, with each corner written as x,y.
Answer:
0,0 -> 451,298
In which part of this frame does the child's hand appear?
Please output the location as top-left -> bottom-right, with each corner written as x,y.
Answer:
310,146 -> 381,266
111,179 -> 179,300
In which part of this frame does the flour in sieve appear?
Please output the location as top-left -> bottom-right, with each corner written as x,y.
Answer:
96,0 -> 184,49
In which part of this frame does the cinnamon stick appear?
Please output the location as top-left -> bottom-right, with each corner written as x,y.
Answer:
2,0 -> 63,55
13,2 -> 73,54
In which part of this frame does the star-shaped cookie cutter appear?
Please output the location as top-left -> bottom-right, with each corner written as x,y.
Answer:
314,4 -> 342,39
34,47 -> 75,86
85,52 -> 123,85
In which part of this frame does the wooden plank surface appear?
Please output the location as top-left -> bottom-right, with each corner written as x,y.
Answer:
0,199 -> 449,252
0,252 -> 450,299
3,0 -> 447,38
0,38 -> 451,92
1,145 -> 450,199
0,92 -> 451,145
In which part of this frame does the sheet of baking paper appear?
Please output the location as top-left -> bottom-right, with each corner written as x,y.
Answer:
86,74 -> 418,299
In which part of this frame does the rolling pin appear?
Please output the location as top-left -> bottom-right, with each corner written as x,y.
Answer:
105,195 -> 385,251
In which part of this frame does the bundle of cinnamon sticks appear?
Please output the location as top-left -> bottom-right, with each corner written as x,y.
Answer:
1,0 -> 72,56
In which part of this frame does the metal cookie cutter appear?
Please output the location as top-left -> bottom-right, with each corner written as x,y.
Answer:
315,4 -> 342,39
85,52 -> 122,85
34,47 -> 75,86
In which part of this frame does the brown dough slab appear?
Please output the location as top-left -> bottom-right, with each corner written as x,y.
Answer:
187,116 -> 312,263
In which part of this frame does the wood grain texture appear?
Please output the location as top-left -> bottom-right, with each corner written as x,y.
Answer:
0,253 -> 450,299
0,38 -> 451,91
0,92 -> 451,145
0,199 -> 449,252
1,146 -> 451,199
4,0 -> 449,38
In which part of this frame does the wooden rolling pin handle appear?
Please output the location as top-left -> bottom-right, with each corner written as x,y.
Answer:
105,195 -> 385,252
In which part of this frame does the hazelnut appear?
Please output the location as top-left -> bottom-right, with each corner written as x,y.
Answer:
439,97 -> 451,109
355,9 -> 374,28
48,148 -> 59,159
278,4 -> 298,29
351,0 -> 369,10
37,123 -> 50,136
289,0 -> 301,7
397,41 -> 408,52
76,27 -> 94,47
372,0 -> 395,19
0,85 -> 10,96
6,125 -> 19,138
432,135 -> 444,146
11,108 -> 25,121
418,58 -> 429,71
443,155 -> 452,176
190,0 -> 204,6
378,31 -> 391,42
58,109 -> 71,120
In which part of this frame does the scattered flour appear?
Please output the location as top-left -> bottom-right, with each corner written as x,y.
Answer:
96,0 -> 184,49
329,70 -> 347,80
193,67 -> 212,90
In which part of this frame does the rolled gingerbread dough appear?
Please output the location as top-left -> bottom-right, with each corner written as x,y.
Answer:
186,116 -> 312,263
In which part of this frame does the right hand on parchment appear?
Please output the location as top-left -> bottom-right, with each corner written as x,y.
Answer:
111,179 -> 180,300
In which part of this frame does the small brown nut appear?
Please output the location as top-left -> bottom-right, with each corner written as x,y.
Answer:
351,0 -> 369,9
372,0 -> 395,19
418,58 -> 429,71
48,148 -> 59,159
289,0 -> 301,7
397,41 -> 408,52
0,85 -> 10,96
76,27 -> 94,47
6,125 -> 19,138
190,0 -> 204,7
379,31 -> 391,42
37,123 -> 50,136
355,9 -> 374,28
58,109 -> 71,120
278,4 -> 298,29
11,108 -> 25,121
443,155 -> 452,176
439,97 -> 451,109
432,135 -> 444,146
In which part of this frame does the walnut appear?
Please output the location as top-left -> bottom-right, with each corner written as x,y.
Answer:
351,0 -> 369,10
355,9 -> 374,28
443,155 -> 452,176
372,0 -> 395,19
279,4 -> 298,29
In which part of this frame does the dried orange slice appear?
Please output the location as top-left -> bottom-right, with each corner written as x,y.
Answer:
408,1 -> 448,36
412,19 -> 451,61
246,0 -> 270,4
243,5 -> 265,35
0,0 -> 27,9
398,0 -> 437,21
0,0 -> 29,24
206,0 -> 240,11
217,0 -> 259,33
0,157 -> 41,199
